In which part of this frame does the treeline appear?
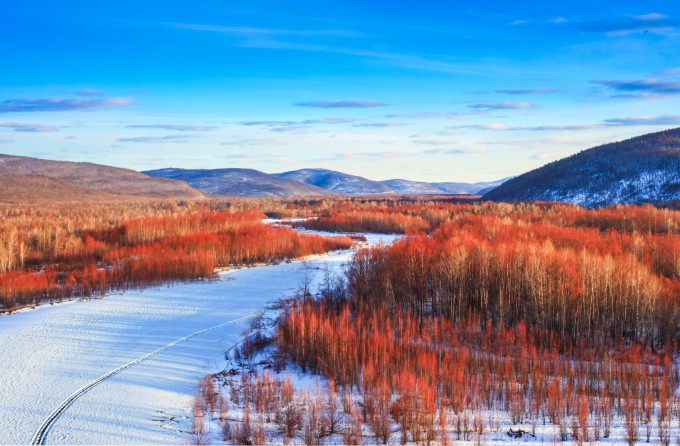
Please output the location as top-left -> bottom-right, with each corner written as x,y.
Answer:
299,200 -> 680,236
300,208 -> 432,234
0,196 -> 462,274
0,199 -> 309,274
0,203 -> 351,311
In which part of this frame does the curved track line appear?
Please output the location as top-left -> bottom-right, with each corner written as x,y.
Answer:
30,313 -> 260,445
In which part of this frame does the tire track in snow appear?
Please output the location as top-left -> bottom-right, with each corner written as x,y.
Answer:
30,313 -> 260,445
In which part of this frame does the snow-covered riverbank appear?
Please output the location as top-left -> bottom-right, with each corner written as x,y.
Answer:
0,232 -> 396,445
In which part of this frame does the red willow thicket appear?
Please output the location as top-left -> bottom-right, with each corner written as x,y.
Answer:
346,206 -> 680,346
299,201 -> 680,345
264,201 -> 680,443
279,301 -> 677,444
0,206 -> 351,311
301,200 -> 680,236
300,207 -> 433,234
297,198 -> 478,234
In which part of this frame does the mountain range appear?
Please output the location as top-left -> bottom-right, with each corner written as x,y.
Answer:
0,155 -> 503,203
142,168 -> 334,197
145,167 -> 506,197
3,127 -> 680,205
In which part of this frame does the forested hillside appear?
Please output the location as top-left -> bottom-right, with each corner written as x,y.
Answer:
484,128 -> 680,207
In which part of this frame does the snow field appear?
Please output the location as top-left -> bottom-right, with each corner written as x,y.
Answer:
0,230 -> 396,445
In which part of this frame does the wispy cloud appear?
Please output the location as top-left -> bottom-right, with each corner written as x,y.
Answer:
482,135 -> 581,146
495,88 -> 561,95
595,78 -> 680,98
74,89 -> 104,96
0,97 -> 134,113
578,13 -> 677,36
173,22 -> 523,77
240,118 -> 356,126
240,120 -> 295,126
126,124 -> 217,131
451,123 -> 511,131
338,151 -> 411,161
169,23 -> 359,38
240,118 -> 357,133
655,67 -> 680,77
452,115 -> 680,133
118,134 -> 197,143
315,117 -> 357,124
353,122 -> 411,128
295,100 -> 388,108
451,123 -> 602,132
0,139 -> 12,144
510,20 -> 528,26
221,138 -> 271,146
521,124 -> 602,131
423,147 -> 488,155
467,101 -> 534,111
411,138 -> 455,145
270,126 -> 311,133
384,112 -> 461,119
604,115 -> 680,126
0,121 -> 58,132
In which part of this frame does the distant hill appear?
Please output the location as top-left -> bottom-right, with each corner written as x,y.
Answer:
144,168 -> 335,197
433,179 -> 510,195
275,168 -> 395,195
483,128 -> 680,207
383,178 -> 509,195
0,154 -> 203,202
146,166 -> 507,197
380,179 -> 444,194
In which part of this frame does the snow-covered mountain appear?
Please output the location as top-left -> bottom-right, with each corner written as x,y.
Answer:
382,178 -> 509,195
144,168 -> 335,197
380,179 -> 445,194
275,168 -> 395,195
277,169 -> 509,196
483,128 -> 680,207
432,179 -> 511,195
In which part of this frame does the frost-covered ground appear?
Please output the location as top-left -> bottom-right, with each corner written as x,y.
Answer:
0,229 -> 396,445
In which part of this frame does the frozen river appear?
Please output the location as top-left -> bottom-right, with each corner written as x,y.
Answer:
0,231 -> 396,445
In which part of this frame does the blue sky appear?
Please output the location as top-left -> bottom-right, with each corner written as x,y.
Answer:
1,1 -> 680,182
